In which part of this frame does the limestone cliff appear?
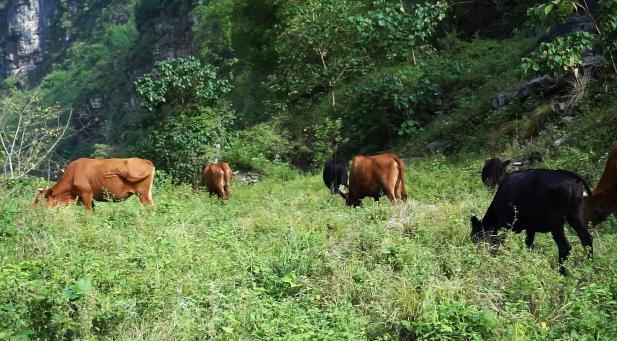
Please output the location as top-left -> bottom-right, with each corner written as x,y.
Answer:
0,0 -> 58,78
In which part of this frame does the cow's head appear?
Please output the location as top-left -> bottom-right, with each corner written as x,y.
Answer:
345,193 -> 361,207
32,188 -> 49,208
481,158 -> 512,188
470,215 -> 485,241
470,215 -> 502,245
584,191 -> 613,225
32,187 -> 73,208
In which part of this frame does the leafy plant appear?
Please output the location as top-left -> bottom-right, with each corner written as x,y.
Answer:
135,57 -> 235,182
310,117 -> 348,168
527,0 -> 583,28
343,67 -> 439,151
135,57 -> 232,113
521,31 -> 596,76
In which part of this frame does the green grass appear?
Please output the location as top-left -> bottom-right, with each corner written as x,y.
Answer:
2,156 -> 617,340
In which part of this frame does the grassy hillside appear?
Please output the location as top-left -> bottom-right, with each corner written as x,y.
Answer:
2,155 -> 617,339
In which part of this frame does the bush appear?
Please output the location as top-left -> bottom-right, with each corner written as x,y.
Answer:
134,57 -> 235,182
224,123 -> 292,174
342,66 -> 439,153
137,107 -> 235,182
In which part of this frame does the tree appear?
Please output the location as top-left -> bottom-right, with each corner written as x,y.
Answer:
0,91 -> 72,207
134,57 -> 235,182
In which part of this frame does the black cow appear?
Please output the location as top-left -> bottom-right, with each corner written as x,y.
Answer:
323,158 -> 348,197
481,158 -> 512,188
471,169 -> 593,275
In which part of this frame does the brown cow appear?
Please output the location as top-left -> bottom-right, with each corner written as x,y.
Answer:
201,162 -> 233,199
346,153 -> 407,207
33,158 -> 156,211
585,146 -> 617,225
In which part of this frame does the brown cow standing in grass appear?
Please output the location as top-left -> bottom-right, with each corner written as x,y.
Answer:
585,146 -> 617,225
346,153 -> 407,207
201,162 -> 233,199
33,158 -> 156,211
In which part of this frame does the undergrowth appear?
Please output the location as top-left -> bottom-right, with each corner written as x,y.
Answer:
2,155 -> 617,340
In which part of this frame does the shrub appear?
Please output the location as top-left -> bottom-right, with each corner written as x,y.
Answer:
521,31 -> 596,76
134,57 -> 235,182
224,123 -> 292,175
343,66 -> 439,152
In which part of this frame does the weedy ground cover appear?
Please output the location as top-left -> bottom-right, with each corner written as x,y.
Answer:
1,156 -> 617,340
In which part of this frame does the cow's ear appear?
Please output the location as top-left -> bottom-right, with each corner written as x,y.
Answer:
37,187 -> 45,193
502,160 -> 512,168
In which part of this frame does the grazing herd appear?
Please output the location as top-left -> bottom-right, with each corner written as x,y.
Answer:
31,146 -> 617,274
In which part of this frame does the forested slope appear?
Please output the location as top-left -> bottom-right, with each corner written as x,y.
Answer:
0,0 -> 615,179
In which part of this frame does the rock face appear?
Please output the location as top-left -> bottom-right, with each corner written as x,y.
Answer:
0,0 -> 58,77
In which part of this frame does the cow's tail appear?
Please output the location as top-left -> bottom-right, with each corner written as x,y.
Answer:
563,170 -> 593,198
394,156 -> 408,201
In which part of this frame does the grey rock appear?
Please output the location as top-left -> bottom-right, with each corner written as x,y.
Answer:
1,0 -> 58,77
233,171 -> 261,185
89,96 -> 103,110
561,116 -> 575,123
492,77 -> 545,108
425,141 -> 444,154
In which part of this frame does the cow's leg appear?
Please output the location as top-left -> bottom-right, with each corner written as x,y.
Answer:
79,189 -> 94,212
386,187 -> 397,203
137,188 -> 154,206
216,178 -> 226,199
224,181 -> 231,198
567,215 -> 593,258
525,230 -> 535,249
551,228 -> 572,275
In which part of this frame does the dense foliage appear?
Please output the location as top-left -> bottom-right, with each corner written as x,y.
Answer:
135,57 -> 235,182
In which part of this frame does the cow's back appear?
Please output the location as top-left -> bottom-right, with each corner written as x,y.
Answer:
487,170 -> 586,232
202,163 -> 230,198
72,158 -> 154,188
347,153 -> 405,206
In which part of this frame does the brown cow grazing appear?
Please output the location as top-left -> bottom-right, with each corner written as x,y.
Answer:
346,153 -> 407,207
33,158 -> 156,211
201,162 -> 233,199
585,146 -> 617,225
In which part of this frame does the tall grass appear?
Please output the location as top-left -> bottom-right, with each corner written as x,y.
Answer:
1,156 -> 617,339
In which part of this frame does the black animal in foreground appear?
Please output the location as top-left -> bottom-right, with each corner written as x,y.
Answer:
323,158 -> 348,197
481,158 -> 512,188
471,169 -> 593,275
